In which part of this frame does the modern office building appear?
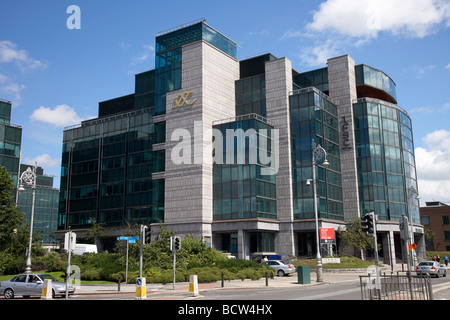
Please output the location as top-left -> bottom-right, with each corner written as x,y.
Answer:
0,99 -> 59,247
0,98 -> 22,188
57,19 -> 424,263
420,201 -> 450,252
17,164 -> 59,246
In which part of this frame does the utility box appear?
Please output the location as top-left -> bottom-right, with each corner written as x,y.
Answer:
297,266 -> 311,284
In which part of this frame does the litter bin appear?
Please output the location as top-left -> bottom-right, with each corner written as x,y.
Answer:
297,266 -> 310,284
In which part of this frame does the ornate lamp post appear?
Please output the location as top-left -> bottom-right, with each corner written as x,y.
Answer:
18,163 -> 37,274
407,187 -> 420,268
307,140 -> 329,282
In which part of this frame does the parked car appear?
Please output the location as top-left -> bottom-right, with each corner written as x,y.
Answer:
251,254 -> 291,264
415,261 -> 447,278
262,260 -> 296,277
0,273 -> 75,299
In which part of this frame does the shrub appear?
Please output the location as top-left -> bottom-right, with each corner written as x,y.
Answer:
236,269 -> 261,280
0,253 -> 25,275
81,268 -> 101,281
144,267 -> 187,284
33,252 -> 64,272
108,271 -> 128,283
187,267 -> 223,282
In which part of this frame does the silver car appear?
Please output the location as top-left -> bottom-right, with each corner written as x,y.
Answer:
0,273 -> 75,299
415,261 -> 447,278
262,260 -> 296,277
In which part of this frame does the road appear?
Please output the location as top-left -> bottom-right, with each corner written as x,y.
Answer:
3,273 -> 449,301
201,280 -> 361,300
202,277 -> 449,300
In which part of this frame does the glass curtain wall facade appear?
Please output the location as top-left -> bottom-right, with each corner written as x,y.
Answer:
289,87 -> 343,221
56,20 -> 421,260
355,65 -> 397,103
155,20 -> 237,114
0,99 -> 22,188
353,98 -> 419,223
59,109 -> 165,230
213,115 -> 277,221
17,165 -> 59,245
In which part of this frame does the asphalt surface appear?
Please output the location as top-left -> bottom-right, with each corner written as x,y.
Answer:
69,265 -> 450,300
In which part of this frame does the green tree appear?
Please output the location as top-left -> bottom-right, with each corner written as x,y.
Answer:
337,217 -> 378,259
84,216 -> 108,245
0,165 -> 26,253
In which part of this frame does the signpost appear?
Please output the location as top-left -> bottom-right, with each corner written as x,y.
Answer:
168,236 -> 182,290
320,228 -> 336,256
136,277 -> 146,300
117,236 -> 138,282
64,230 -> 76,300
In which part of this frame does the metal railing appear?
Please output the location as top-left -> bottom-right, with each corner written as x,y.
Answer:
360,272 -> 433,300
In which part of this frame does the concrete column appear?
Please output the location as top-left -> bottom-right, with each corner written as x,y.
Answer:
164,40 -> 239,237
265,57 -> 295,256
382,231 -> 397,266
327,55 -> 360,221
238,229 -> 246,259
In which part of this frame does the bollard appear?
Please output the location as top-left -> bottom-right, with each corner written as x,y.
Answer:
41,279 -> 53,300
221,272 -> 224,287
266,272 -> 269,286
189,275 -> 199,297
118,275 -> 121,292
135,277 -> 146,300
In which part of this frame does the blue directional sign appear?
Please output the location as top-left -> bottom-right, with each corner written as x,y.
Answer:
117,236 -> 139,241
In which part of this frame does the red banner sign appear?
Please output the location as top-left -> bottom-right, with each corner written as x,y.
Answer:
320,228 -> 335,240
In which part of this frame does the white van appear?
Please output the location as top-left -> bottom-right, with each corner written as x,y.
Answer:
73,244 -> 98,256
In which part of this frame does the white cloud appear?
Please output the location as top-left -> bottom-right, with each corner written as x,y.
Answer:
0,40 -> 47,71
281,29 -> 303,40
294,0 -> 450,67
131,44 -> 155,66
0,73 -> 26,106
415,129 -> 450,203
298,38 -> 344,67
22,154 -> 61,169
307,0 -> 450,39
247,29 -> 271,37
411,64 -> 437,78
410,102 -> 450,114
30,104 -> 87,127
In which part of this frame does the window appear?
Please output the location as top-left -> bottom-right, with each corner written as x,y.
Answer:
443,216 -> 450,225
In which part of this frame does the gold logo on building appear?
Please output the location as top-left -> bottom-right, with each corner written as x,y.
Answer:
173,91 -> 197,108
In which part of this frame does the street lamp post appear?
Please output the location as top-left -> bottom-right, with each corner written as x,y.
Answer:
307,140 -> 329,283
18,163 -> 37,274
407,187 -> 420,268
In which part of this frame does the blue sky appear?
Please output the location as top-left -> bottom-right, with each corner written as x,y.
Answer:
0,0 -> 449,204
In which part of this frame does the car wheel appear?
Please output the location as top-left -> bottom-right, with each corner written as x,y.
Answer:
4,288 -> 14,299
443,270 -> 447,278
277,270 -> 285,277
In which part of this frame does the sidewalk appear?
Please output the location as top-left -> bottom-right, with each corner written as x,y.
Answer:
72,264 -> 450,299
73,270 -> 367,298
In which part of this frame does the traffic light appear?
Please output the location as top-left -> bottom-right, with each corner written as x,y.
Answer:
174,236 -> 181,251
144,227 -> 151,245
167,236 -> 173,251
361,213 -> 375,235
141,225 -> 151,245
